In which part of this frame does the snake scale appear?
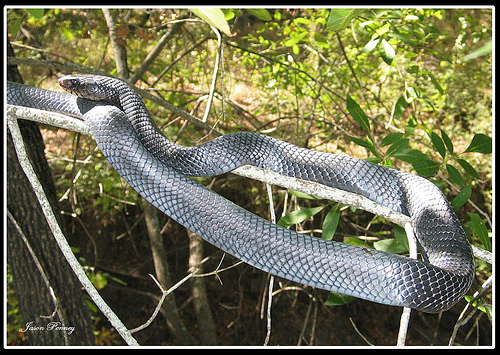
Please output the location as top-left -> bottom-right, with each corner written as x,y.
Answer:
7,75 -> 474,312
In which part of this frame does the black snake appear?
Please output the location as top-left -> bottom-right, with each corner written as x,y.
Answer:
7,75 -> 475,313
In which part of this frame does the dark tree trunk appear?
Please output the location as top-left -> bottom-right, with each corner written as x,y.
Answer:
7,40 -> 95,346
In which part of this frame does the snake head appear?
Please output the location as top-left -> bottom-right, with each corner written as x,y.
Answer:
58,75 -> 114,102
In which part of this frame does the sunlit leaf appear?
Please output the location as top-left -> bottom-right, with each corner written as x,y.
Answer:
379,39 -> 395,65
189,8 -> 233,36
326,8 -> 365,31
362,38 -> 379,53
463,39 -> 492,61
246,9 -> 272,21
313,32 -> 330,49
284,31 -> 308,47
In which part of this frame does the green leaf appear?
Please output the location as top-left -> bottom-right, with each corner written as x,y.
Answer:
246,8 -> 272,21
468,213 -> 491,252
189,8 -> 233,36
392,148 -> 427,164
431,131 -> 446,160
288,190 -> 322,200
404,115 -> 417,136
362,38 -> 379,53
407,64 -> 420,74
388,32 -> 417,46
90,273 -> 108,290
325,292 -> 356,306
463,39 -> 492,61
440,129 -> 454,154
322,204 -> 341,241
412,157 -> 440,177
446,164 -> 465,187
284,31 -> 308,47
348,135 -> 379,158
26,8 -> 45,19
8,18 -> 22,36
381,132 -> 404,147
348,135 -> 373,149
386,138 -> 409,157
346,95 -> 370,132
326,8 -> 365,31
404,51 -> 419,59
221,9 -> 235,21
456,158 -> 480,179
464,133 -> 492,154
393,225 -> 409,251
379,39 -> 396,65
451,185 -> 471,211
374,238 -> 407,254
343,237 -> 371,248
392,95 -> 408,121
374,23 -> 391,37
313,32 -> 330,49
277,206 -> 325,228
464,296 -> 492,316
427,72 -> 445,95
293,17 -> 312,25
61,27 -> 74,40
406,86 -> 422,101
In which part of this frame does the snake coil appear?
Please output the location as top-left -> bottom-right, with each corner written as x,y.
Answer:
7,75 -> 474,312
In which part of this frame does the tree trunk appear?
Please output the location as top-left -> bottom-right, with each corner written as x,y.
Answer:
7,41 -> 95,346
188,231 -> 217,345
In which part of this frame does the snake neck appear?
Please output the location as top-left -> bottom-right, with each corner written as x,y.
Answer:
98,77 -> 179,157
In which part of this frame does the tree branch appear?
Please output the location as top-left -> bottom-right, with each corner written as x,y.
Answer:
127,17 -> 186,85
7,103 -> 491,265
102,9 -> 129,79
7,112 -> 139,346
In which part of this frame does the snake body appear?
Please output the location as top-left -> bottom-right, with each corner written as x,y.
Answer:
7,76 -> 474,312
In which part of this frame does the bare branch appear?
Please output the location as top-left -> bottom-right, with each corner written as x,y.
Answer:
7,113 -> 139,346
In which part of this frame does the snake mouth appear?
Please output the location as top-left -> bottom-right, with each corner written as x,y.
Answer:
58,76 -> 80,91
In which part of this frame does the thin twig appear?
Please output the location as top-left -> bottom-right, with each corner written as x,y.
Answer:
448,275 -> 493,346
263,183 -> 276,346
201,26 -> 222,123
396,223 -> 418,346
129,273 -> 195,334
349,317 -> 374,346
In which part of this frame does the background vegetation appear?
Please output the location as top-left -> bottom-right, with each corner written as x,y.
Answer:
7,7 -> 492,346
